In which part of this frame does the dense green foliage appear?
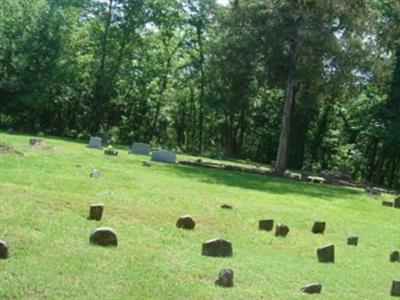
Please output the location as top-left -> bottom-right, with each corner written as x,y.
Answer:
0,0 -> 399,187
0,133 -> 397,299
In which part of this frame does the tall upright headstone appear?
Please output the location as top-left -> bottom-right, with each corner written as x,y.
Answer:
151,150 -> 176,164
131,143 -> 151,155
88,137 -> 102,149
0,240 -> 9,259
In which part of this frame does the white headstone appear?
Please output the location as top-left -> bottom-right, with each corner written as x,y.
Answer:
131,142 -> 150,155
89,137 -> 102,149
151,150 -> 176,163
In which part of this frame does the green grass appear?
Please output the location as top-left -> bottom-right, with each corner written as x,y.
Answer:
0,132 -> 398,299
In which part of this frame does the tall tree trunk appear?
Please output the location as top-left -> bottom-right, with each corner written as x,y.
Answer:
197,25 -> 205,154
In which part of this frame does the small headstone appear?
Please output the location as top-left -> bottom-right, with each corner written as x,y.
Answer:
89,227 -> 118,247
275,224 -> 289,237
394,198 -> 400,209
383,201 -> 394,207
347,236 -> 358,246
300,283 -> 322,294
88,204 -> 104,221
0,240 -> 9,259
176,215 -> 196,230
391,280 -> 400,297
202,238 -> 232,257
311,221 -> 326,234
317,244 -> 334,263
390,251 -> 400,262
215,268 -> 234,287
90,169 -> 101,178
142,161 -> 151,167
221,204 -> 233,209
259,219 -> 274,231
151,150 -> 176,164
29,139 -> 43,147
104,146 -> 118,156
88,137 -> 102,149
131,143 -> 151,155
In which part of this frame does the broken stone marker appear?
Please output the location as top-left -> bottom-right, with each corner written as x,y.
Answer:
391,280 -> 400,297
90,227 -> 118,247
259,219 -> 274,231
202,238 -> 232,257
88,136 -> 102,149
90,169 -> 101,178
221,204 -> 233,209
0,240 -> 9,259
176,215 -> 196,230
275,224 -> 289,237
347,236 -> 358,246
215,268 -> 234,287
317,244 -> 335,263
382,201 -> 394,207
312,221 -> 326,234
300,283 -> 322,294
390,251 -> 400,263
88,204 -> 104,221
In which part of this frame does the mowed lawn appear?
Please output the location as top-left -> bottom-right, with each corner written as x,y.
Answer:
0,132 -> 398,300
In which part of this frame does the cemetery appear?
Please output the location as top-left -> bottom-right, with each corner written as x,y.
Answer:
0,132 -> 399,299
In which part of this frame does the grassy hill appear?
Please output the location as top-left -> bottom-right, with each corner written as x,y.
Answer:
0,133 -> 398,299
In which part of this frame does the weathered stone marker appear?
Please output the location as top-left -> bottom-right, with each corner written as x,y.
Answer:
275,224 -> 289,237
259,219 -> 274,231
390,251 -> 400,263
311,221 -> 326,234
382,201 -> 394,207
391,280 -> 400,297
202,239 -> 232,257
221,204 -> 233,209
0,240 -> 9,259
88,204 -> 104,221
215,268 -> 234,287
90,169 -> 101,178
29,139 -> 43,147
300,283 -> 322,294
347,236 -> 358,246
90,227 -> 118,247
317,244 -> 334,263
88,137 -> 102,149
151,150 -> 176,164
131,143 -> 151,155
176,215 -> 196,230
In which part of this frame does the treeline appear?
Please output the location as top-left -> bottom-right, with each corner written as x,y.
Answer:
0,0 -> 399,188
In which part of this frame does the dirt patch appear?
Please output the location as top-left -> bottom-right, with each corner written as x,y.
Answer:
0,142 -> 24,156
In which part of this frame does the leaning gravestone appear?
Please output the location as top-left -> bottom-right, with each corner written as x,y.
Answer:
151,150 -> 176,164
312,221 -> 326,234
215,268 -> 234,287
88,137 -> 102,149
390,251 -> 400,263
259,219 -> 274,231
0,240 -> 9,259
88,204 -> 104,221
275,224 -> 289,237
202,239 -> 232,257
131,143 -> 151,155
300,283 -> 322,294
176,215 -> 196,230
347,236 -> 358,246
317,244 -> 335,263
391,280 -> 400,297
90,227 -> 118,247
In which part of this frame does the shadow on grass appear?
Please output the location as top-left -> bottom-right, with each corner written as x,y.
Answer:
172,163 -> 361,200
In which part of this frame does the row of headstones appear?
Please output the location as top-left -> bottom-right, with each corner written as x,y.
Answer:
88,137 -> 177,164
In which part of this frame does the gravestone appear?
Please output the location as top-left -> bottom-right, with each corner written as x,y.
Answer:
90,169 -> 101,178
391,280 -> 400,297
317,244 -> 334,263
202,238 -> 232,257
88,204 -> 104,221
0,240 -> 9,259
142,161 -> 151,167
259,219 -> 274,231
29,139 -> 43,147
90,227 -> 118,247
300,283 -> 322,294
312,221 -> 326,234
275,224 -> 289,237
221,204 -> 233,209
347,236 -> 358,246
382,201 -> 394,207
151,150 -> 176,164
176,215 -> 196,230
390,251 -> 400,263
394,198 -> 400,209
215,268 -> 234,287
88,137 -> 102,149
131,143 -> 151,155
